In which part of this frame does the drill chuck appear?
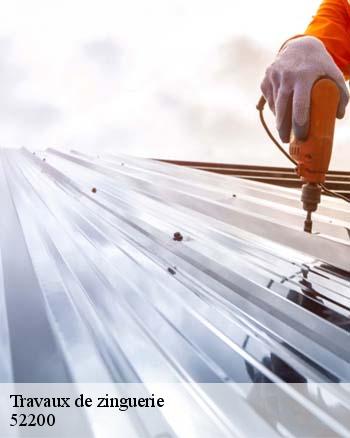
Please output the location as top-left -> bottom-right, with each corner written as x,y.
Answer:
301,182 -> 322,233
301,182 -> 321,212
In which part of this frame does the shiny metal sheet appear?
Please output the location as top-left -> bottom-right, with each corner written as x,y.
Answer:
0,148 -> 349,434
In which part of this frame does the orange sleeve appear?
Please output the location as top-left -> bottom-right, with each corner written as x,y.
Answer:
304,0 -> 350,77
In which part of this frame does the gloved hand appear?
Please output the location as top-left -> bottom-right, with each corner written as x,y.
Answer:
261,36 -> 349,143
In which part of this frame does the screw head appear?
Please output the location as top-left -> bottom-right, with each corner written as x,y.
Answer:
167,267 -> 177,275
173,232 -> 183,241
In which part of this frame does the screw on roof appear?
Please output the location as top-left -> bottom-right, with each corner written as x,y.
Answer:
173,232 -> 183,241
167,267 -> 177,275
91,187 -> 97,193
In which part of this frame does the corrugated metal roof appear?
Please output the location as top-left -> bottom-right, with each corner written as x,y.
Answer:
159,160 -> 350,197
0,149 -> 350,382
0,149 -> 350,430
0,148 -> 350,434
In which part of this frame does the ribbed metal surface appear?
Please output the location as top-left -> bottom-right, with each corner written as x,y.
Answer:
160,160 -> 350,197
0,148 -> 350,435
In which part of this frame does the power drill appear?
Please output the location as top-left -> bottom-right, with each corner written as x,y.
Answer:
257,78 -> 340,233
289,78 -> 340,233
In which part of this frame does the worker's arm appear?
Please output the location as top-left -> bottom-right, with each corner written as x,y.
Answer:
305,0 -> 350,77
260,1 -> 350,143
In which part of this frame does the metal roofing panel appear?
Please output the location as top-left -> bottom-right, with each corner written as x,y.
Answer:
0,148 -> 349,435
159,160 -> 350,196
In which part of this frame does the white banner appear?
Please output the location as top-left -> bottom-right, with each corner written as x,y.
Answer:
1,383 -> 350,437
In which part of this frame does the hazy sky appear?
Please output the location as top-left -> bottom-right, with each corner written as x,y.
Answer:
1,0 -> 349,168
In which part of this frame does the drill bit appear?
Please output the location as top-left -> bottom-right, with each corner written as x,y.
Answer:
304,211 -> 313,233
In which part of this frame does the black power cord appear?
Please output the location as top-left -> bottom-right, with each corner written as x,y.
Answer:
320,183 -> 350,203
256,95 -> 350,204
256,96 -> 297,166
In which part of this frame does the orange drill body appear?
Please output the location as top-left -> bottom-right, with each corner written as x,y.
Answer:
289,79 -> 340,232
257,78 -> 341,233
290,79 -> 340,183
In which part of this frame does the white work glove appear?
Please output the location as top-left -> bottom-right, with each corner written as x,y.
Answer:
261,36 -> 349,142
